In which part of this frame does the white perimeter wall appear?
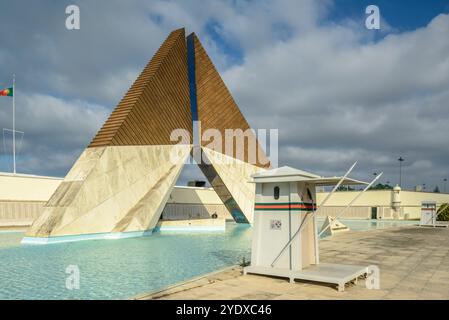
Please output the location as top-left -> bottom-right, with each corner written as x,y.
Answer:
0,172 -> 63,226
316,190 -> 449,219
0,172 -> 63,201
2,173 -> 449,225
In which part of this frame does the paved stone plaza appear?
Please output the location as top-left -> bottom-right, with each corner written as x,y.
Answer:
136,225 -> 449,300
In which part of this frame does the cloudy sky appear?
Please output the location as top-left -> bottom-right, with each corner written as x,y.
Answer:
0,0 -> 449,191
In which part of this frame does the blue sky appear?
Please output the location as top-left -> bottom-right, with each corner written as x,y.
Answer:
1,0 -> 449,191
203,0 -> 449,64
331,0 -> 449,30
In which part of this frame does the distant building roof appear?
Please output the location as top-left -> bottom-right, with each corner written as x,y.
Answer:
251,166 -> 367,186
252,166 -> 321,179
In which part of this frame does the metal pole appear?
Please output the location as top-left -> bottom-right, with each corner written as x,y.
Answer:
318,172 -> 383,237
288,182 -> 292,271
398,157 -> 404,188
271,162 -> 357,267
12,74 -> 16,174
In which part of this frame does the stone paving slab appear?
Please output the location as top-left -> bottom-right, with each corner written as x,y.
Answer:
136,226 -> 449,300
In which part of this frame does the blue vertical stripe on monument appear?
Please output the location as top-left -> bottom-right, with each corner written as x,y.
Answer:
186,33 -> 249,225
187,34 -> 199,123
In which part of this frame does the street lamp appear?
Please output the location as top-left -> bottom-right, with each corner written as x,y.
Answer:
398,157 -> 405,187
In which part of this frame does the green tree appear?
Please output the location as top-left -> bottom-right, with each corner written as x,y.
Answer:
437,203 -> 449,221
337,185 -> 355,191
434,186 -> 440,193
369,183 -> 393,190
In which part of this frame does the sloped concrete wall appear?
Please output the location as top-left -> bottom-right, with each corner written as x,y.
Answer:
24,145 -> 191,239
201,147 -> 266,224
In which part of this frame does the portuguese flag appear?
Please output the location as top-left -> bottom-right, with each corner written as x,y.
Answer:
0,87 -> 13,97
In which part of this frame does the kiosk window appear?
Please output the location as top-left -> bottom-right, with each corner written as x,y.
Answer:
274,186 -> 280,200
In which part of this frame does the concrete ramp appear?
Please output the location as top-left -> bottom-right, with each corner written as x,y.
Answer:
319,216 -> 350,237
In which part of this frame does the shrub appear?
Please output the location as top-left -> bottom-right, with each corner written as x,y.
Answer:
437,203 -> 449,221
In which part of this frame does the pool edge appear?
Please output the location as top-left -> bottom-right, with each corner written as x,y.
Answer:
21,229 -> 155,245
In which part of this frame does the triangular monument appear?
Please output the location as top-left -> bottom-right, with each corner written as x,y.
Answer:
23,29 -> 270,244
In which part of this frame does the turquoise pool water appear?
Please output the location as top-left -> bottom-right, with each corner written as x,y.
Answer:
0,223 -> 252,300
0,219 -> 416,300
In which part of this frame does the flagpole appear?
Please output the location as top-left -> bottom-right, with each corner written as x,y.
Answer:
12,74 -> 16,174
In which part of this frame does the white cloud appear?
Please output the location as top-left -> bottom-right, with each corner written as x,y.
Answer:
0,93 -> 108,176
0,0 -> 448,189
220,12 -> 449,188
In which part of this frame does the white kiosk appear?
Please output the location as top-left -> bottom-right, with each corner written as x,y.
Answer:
420,201 -> 449,228
420,201 -> 437,227
244,166 -> 371,292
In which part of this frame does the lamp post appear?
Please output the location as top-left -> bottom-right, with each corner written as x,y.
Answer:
398,157 -> 404,188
